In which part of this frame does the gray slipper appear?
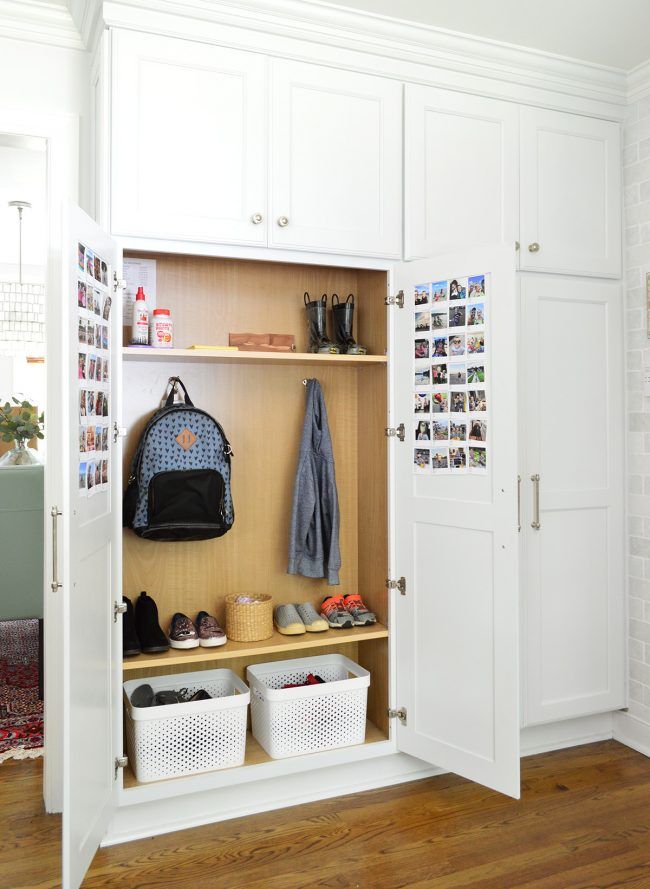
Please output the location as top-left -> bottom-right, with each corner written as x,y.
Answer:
294,602 -> 328,632
274,604 -> 306,635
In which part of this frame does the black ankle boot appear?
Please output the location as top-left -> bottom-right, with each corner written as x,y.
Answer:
304,292 -> 340,354
122,596 -> 141,658
332,293 -> 367,355
134,591 -> 170,653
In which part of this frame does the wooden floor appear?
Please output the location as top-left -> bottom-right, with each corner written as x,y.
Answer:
3,741 -> 650,888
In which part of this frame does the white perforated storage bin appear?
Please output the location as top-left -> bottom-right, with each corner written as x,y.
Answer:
247,654 -> 370,759
123,669 -> 250,783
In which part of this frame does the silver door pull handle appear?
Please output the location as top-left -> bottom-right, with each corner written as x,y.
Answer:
530,474 -> 540,530
517,475 -> 521,532
51,506 -> 62,591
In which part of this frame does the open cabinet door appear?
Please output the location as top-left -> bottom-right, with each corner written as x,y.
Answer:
392,244 -> 520,798
59,204 -> 121,888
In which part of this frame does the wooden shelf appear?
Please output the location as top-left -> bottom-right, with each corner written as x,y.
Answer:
122,622 -> 389,673
122,720 -> 387,789
121,347 -> 387,367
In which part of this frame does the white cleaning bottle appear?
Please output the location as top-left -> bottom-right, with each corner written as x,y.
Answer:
131,286 -> 149,345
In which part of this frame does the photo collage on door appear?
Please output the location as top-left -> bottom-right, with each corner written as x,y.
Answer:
76,242 -> 112,497
413,273 -> 488,475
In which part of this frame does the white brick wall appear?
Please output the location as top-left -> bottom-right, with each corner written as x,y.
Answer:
0,281 -> 45,356
625,96 -> 650,725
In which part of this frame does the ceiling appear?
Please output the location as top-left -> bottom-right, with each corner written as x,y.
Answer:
326,0 -> 650,71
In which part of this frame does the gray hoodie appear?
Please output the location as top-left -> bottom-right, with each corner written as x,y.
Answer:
287,379 -> 341,585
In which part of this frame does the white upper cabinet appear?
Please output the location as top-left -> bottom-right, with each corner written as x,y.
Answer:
269,59 -> 402,257
111,31 -> 268,246
404,86 -> 518,260
519,108 -> 621,277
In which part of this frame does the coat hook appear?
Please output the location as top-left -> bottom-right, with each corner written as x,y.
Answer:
302,379 -> 308,386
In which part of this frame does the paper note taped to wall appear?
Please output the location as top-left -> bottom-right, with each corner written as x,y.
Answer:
123,258 -> 157,325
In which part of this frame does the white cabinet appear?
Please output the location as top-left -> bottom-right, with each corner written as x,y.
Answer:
111,31 -> 268,246
519,275 -> 625,725
404,86 -> 518,260
519,108 -> 621,277
269,59 -> 402,257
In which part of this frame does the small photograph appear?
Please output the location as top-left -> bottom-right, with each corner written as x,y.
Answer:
415,284 -> 430,306
414,391 -> 431,414
95,461 -> 101,487
431,281 -> 447,303
87,354 -> 97,382
468,274 -> 485,299
85,248 -> 94,278
431,363 -> 447,386
78,317 -> 87,344
86,390 -> 95,417
448,305 -> 466,328
450,420 -> 467,441
469,419 -> 487,442
415,310 -> 431,333
469,446 -> 487,470
101,426 -> 109,452
102,392 -> 109,418
93,255 -> 101,282
448,365 -> 466,386
79,462 -> 87,491
414,448 -> 430,472
78,243 -> 85,272
468,390 -> 487,412
431,310 -> 447,330
431,448 -> 449,471
79,427 -> 86,453
86,288 -> 94,315
415,419 -> 431,441
87,320 -> 94,347
102,295 -> 112,321
101,459 -> 108,485
95,391 -> 104,417
431,391 -> 449,413
77,280 -> 86,309
432,336 -> 448,358
95,356 -> 102,383
467,364 -> 485,384
415,338 -> 430,360
95,323 -> 102,349
449,446 -> 467,470
93,288 -> 102,316
449,278 -> 467,301
467,303 -> 485,327
101,260 -> 108,287
102,359 -> 109,383
449,334 -> 465,357
432,418 -> 449,441
86,425 -> 95,452
79,390 -> 87,417
95,425 -> 103,452
415,366 -> 430,386
87,462 -> 95,492
78,352 -> 86,380
467,334 -> 485,355
450,390 -> 467,413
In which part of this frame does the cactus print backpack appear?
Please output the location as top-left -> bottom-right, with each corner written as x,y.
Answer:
123,377 -> 234,541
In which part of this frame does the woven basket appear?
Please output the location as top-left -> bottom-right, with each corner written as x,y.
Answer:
225,594 -> 273,642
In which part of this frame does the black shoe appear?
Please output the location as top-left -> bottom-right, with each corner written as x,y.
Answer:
122,596 -> 141,657
130,683 -> 154,707
134,591 -> 170,653
304,292 -> 340,354
332,293 -> 367,355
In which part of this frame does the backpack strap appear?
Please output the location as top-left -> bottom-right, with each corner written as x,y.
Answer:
165,376 -> 194,408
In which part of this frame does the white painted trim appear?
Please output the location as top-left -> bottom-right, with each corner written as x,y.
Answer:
521,713 -> 614,756
613,712 -> 650,757
0,0 -> 84,50
627,60 -> 650,104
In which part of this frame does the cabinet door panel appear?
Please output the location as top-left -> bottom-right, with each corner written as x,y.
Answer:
270,60 -> 402,256
112,31 -> 267,245
405,86 -> 518,259
520,109 -> 621,277
521,275 -> 624,725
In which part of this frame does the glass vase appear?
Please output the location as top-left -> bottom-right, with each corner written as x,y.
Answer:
0,439 -> 42,468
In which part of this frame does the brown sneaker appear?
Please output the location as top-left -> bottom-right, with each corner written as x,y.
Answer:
195,611 -> 227,647
168,612 -> 199,649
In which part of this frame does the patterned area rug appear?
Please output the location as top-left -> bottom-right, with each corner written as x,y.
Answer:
0,619 -> 43,762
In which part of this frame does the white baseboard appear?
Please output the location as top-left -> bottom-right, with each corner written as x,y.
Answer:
613,711 -> 650,757
103,752 -> 441,846
520,712 -> 614,756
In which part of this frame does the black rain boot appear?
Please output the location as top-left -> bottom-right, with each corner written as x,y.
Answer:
122,596 -> 141,658
304,292 -> 340,354
134,591 -> 170,653
332,293 -> 367,355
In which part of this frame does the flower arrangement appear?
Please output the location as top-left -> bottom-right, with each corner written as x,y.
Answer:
0,398 -> 44,466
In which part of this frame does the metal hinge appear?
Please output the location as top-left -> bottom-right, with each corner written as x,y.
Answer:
114,755 -> 128,778
387,707 -> 407,725
114,600 -> 127,623
385,423 -> 405,442
113,272 -> 126,292
386,577 -> 406,596
112,421 -> 126,443
385,289 -> 404,308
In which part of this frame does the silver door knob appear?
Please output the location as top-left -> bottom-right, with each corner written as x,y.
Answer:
277,216 -> 289,227
528,242 -> 540,253
251,213 -> 263,225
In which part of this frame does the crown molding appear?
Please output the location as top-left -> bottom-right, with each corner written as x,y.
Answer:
628,59 -> 650,104
68,0 -> 104,53
0,0 -> 84,50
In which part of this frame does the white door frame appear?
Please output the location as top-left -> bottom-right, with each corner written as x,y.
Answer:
0,107 -> 79,813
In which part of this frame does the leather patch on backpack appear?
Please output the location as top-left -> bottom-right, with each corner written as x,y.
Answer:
176,428 -> 196,450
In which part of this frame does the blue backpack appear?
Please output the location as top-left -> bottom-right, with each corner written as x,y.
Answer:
123,377 -> 234,541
